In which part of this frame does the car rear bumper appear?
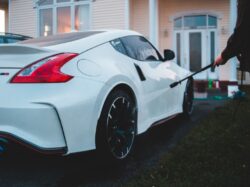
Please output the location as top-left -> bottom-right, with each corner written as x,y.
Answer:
0,103 -> 67,153
0,76 -> 109,154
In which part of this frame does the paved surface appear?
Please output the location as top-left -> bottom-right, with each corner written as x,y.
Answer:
0,100 -> 226,187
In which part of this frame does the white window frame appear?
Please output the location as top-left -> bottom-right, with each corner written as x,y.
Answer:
172,14 -> 219,80
174,14 -> 218,30
36,0 -> 92,37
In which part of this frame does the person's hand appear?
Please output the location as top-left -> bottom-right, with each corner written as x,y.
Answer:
214,54 -> 226,67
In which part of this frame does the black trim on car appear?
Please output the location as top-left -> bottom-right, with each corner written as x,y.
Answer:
150,114 -> 179,128
134,63 -> 146,81
0,132 -> 67,155
33,102 -> 69,150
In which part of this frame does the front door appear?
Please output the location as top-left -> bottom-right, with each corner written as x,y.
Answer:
185,30 -> 207,79
175,29 -> 218,80
173,14 -> 219,80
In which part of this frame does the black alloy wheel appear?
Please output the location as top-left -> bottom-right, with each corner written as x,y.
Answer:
96,90 -> 137,161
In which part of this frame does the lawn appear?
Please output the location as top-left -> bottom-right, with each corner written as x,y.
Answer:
127,86 -> 250,187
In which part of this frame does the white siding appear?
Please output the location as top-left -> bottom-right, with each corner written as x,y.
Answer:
92,0 -> 126,29
9,0 -> 126,36
130,0 -> 149,38
9,0 -> 36,37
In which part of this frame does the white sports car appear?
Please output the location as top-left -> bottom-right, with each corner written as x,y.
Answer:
0,30 -> 193,161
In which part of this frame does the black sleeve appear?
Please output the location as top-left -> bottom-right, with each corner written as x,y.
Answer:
221,0 -> 248,61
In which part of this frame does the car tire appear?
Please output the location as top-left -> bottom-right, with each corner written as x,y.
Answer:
182,79 -> 194,117
0,138 -> 8,158
96,89 -> 137,163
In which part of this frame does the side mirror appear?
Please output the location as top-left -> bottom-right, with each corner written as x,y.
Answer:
163,49 -> 175,61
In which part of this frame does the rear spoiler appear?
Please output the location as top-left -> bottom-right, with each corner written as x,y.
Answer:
0,44 -> 58,68
0,44 -> 52,55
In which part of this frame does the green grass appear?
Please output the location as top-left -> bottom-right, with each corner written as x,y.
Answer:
127,87 -> 250,187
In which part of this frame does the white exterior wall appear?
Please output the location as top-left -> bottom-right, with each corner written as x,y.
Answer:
8,0 -> 127,37
158,0 -> 230,81
130,0 -> 149,38
92,0 -> 126,29
9,0 -> 36,37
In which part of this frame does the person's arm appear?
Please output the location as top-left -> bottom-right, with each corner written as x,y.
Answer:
221,0 -> 247,61
214,0 -> 247,66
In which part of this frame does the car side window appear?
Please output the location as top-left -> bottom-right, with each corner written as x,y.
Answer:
6,38 -> 21,43
110,39 -> 127,56
120,36 -> 161,61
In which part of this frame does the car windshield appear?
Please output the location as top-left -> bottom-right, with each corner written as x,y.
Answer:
20,31 -> 104,47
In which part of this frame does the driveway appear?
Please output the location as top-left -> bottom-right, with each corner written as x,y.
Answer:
0,99 -> 226,187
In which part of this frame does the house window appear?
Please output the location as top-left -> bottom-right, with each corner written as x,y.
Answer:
174,17 -> 182,29
57,0 -> 70,3
208,16 -> 217,27
176,33 -> 181,66
75,4 -> 90,31
57,7 -> 71,33
38,0 -> 53,6
184,15 -> 207,29
39,8 -> 53,36
174,15 -> 218,30
37,0 -> 91,37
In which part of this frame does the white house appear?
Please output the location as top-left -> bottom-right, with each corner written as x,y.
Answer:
1,0 -> 250,88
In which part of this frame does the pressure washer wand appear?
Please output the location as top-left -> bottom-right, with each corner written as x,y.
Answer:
170,63 -> 214,88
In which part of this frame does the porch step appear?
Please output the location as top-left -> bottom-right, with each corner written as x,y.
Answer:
194,88 -> 228,99
206,88 -> 224,97
194,80 -> 238,92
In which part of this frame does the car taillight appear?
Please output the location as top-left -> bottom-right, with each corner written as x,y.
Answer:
11,53 -> 78,83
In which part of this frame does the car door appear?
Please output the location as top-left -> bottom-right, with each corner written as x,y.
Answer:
120,36 -> 179,120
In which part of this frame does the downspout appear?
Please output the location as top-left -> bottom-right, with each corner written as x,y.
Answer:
149,0 -> 159,49
229,0 -> 238,82
125,0 -> 130,30
8,0 -> 10,32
